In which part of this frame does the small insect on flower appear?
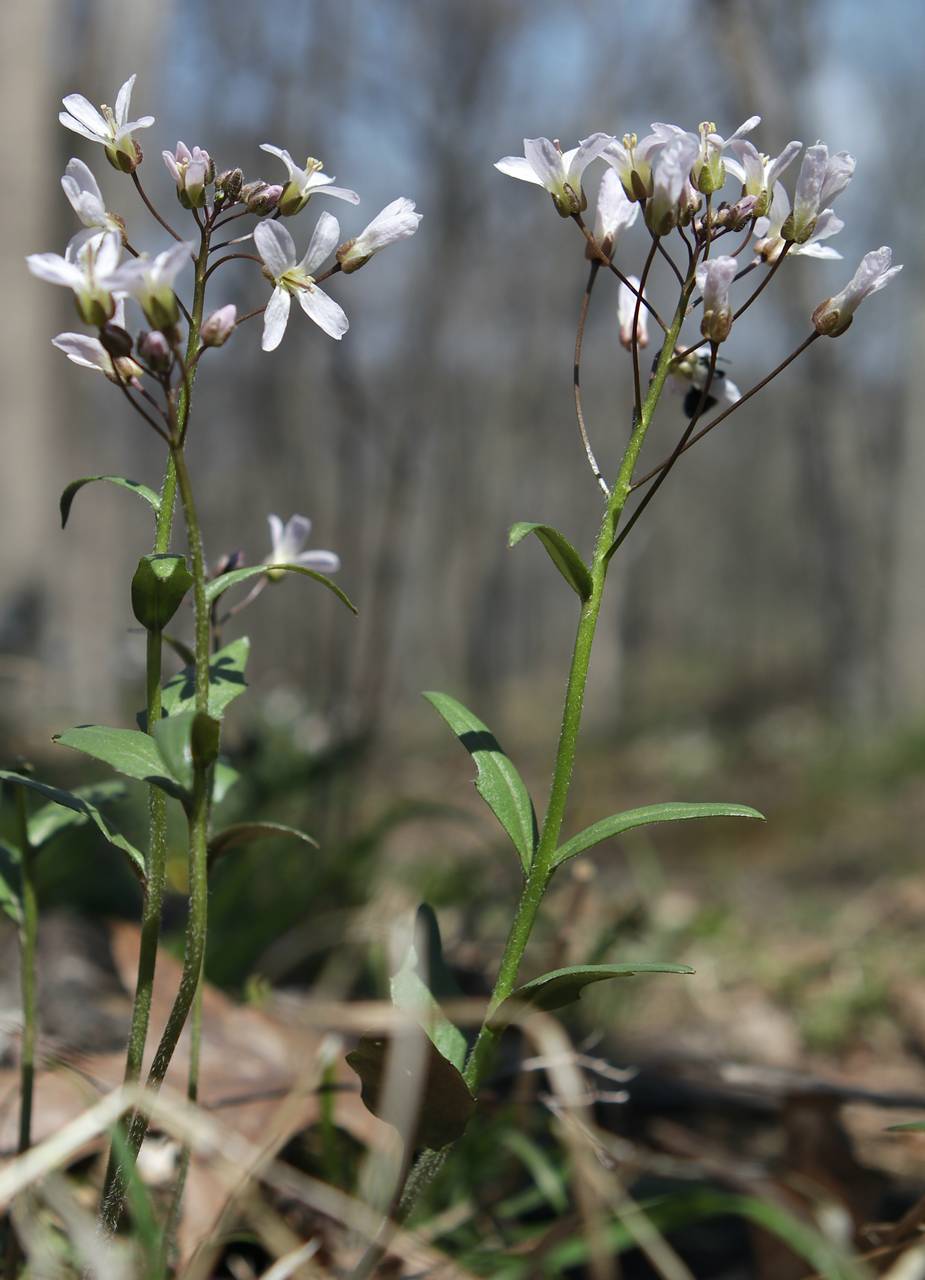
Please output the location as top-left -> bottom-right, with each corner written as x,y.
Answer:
669,350 -> 742,419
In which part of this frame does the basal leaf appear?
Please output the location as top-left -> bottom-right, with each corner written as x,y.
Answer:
490,962 -> 694,1030
53,726 -> 185,802
0,771 -> 145,883
423,691 -> 537,873
509,522 -> 593,601
205,564 -> 357,614
552,801 -> 765,869
346,1032 -> 475,1149
208,821 -> 318,867
60,475 -> 160,529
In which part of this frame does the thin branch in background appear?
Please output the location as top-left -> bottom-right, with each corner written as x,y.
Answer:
571,212 -> 669,332
632,239 -> 660,420
574,261 -> 610,496
203,252 -> 262,284
131,171 -> 184,244
654,231 -> 685,288
730,241 -> 792,322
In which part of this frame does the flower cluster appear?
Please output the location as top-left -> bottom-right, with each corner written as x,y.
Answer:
28,73 -> 423,365
496,117 -> 901,357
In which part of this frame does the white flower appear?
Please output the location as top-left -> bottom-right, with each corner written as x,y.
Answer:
254,215 -> 347,350
617,276 -> 648,351
651,116 -> 760,195
52,299 -> 142,383
162,142 -> 212,209
725,138 -> 801,217
259,144 -> 359,216
26,230 -> 128,325
61,159 -> 123,246
695,255 -> 738,343
591,169 -> 638,258
337,197 -> 422,273
494,133 -> 611,216
118,241 -> 195,330
645,134 -> 700,236
753,181 -> 844,263
602,130 -> 664,201
784,144 -> 855,243
264,515 -> 340,577
59,74 -> 154,173
812,246 -> 902,337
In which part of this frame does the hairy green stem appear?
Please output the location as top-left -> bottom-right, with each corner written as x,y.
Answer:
395,278 -> 696,1226
100,225 -> 212,1234
15,790 -> 36,1157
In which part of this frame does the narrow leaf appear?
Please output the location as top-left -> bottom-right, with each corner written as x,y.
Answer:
552,801 -> 765,869
0,840 -> 22,925
0,771 -> 145,883
60,475 -> 160,529
205,564 -> 357,614
509,522 -> 592,601
346,1033 -> 475,1149
208,822 -> 318,867
490,962 -> 694,1030
152,711 -> 196,792
390,908 -> 467,1071
139,637 -> 250,729
423,691 -> 537,873
28,781 -> 126,847
53,726 -> 185,802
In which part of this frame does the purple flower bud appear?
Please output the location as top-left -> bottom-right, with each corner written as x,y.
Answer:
201,304 -> 237,348
247,183 -> 283,215
138,328 -> 172,370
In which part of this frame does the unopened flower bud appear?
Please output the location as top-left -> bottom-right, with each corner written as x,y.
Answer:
138,329 -> 172,371
247,182 -> 283,215
201,304 -> 237,347
726,194 -> 758,231
210,548 -> 245,578
695,255 -> 737,344
215,167 -> 243,203
98,323 -> 134,359
131,553 -> 193,631
163,141 -> 212,209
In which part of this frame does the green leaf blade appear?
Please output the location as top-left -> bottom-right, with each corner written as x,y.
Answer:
346,1034 -> 475,1149
552,801 -> 765,869
205,564 -> 357,614
508,522 -> 592,601
60,475 -> 161,529
140,637 -> 250,728
423,691 -> 537,873
53,726 -> 185,801
491,962 -> 694,1031
28,781 -> 126,847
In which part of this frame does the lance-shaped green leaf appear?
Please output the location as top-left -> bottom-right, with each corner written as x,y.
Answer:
205,564 -> 357,614
53,726 -> 186,802
509,522 -> 593,602
0,771 -> 145,883
60,475 -> 161,529
551,801 -> 765,870
490,962 -> 694,1030
208,821 -> 318,868
28,781 -> 126,847
346,1033 -> 476,1149
139,638 -> 250,729
423,691 -> 537,873
390,907 -> 467,1071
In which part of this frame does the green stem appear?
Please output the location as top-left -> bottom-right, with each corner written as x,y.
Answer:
16,789 -> 36,1157
99,225 -> 212,1235
395,278 -> 696,1227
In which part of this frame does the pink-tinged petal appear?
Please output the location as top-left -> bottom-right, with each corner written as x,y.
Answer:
810,209 -> 844,242
300,211 -> 340,276
295,550 -> 341,573
494,155 -> 545,185
114,75 -> 136,126
58,113 -> 107,144
297,284 -> 348,340
52,333 -> 106,370
262,286 -> 291,351
313,183 -> 360,204
793,144 -> 827,223
819,151 -> 855,207
523,137 -> 565,191
254,220 -> 297,278
61,93 -> 108,136
162,150 -> 181,182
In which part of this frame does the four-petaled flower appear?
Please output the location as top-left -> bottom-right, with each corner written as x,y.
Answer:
495,134 -> 611,216
812,246 -> 902,337
602,130 -> 663,202
782,144 -> 855,244
259,144 -> 359,216
645,134 -> 700,236
725,138 -> 802,218
695,255 -> 738,343
264,515 -> 340,579
61,159 -> 123,250
52,299 -> 142,384
591,170 -> 638,259
753,181 -> 844,263
337,198 -> 422,273
59,74 -> 154,173
163,142 -> 213,209
118,241 -> 195,331
652,116 -> 760,195
255,215 -> 347,350
27,230 -> 128,326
